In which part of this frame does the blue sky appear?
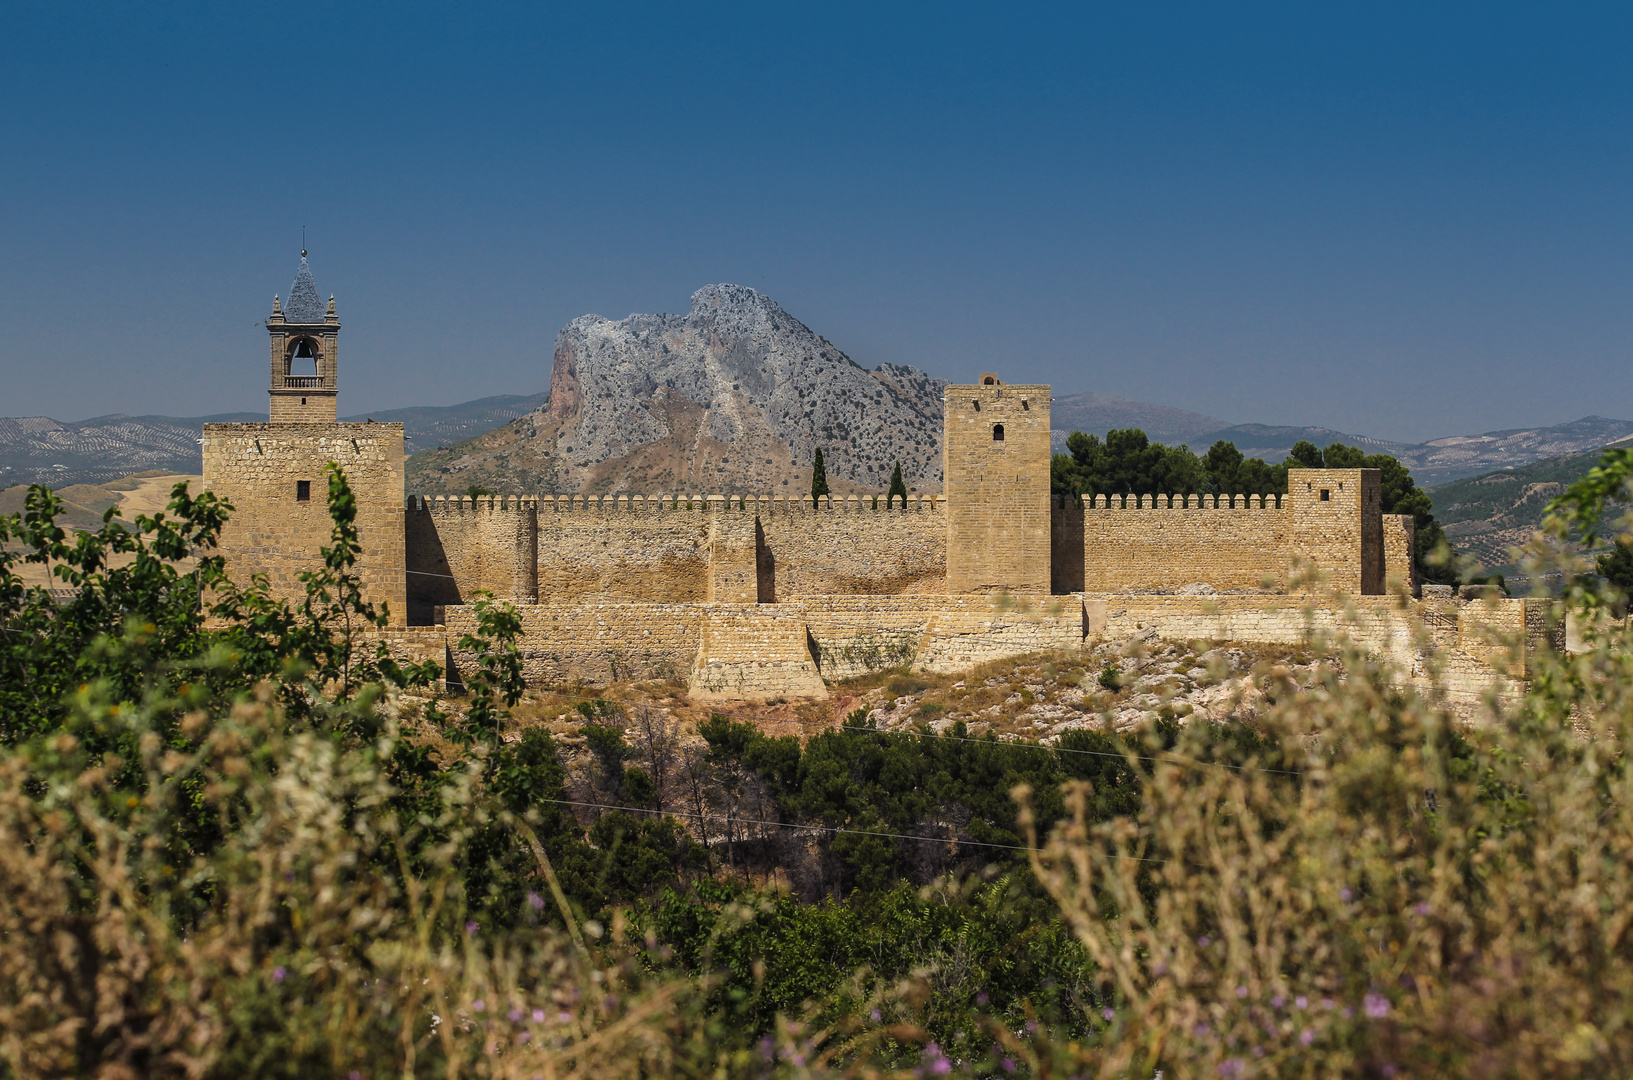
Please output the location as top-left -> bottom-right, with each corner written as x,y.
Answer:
2,2 -> 1630,442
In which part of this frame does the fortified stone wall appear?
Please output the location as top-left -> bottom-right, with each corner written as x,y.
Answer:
756,497 -> 947,598
1053,469 -> 1389,596
1066,494 -> 1289,593
1383,514 -> 1415,594
476,493 -> 951,606
405,496 -> 538,624
202,422 -> 407,624
535,496 -> 713,603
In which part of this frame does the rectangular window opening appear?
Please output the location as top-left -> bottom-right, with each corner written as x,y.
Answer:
1319,489 -> 1330,502
297,480 -> 311,502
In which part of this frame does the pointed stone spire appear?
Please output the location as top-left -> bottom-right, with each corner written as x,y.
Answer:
285,250 -> 325,323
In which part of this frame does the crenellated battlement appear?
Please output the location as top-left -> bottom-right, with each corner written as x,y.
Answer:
411,493 -> 947,513
1056,493 -> 1286,510
408,494 -> 542,513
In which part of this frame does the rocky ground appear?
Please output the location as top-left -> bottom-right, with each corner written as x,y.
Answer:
407,632 -> 1344,767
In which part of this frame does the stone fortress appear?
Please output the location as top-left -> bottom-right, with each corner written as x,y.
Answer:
204,255 -> 1555,704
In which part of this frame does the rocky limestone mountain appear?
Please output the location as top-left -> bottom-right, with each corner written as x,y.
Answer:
407,284 -> 947,496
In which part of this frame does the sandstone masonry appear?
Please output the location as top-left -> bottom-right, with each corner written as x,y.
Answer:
206,265 -> 1542,703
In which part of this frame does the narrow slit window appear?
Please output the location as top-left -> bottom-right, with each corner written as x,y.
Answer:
993,423 -> 1005,442
297,480 -> 311,502
972,399 -> 981,411
1320,489 -> 1330,502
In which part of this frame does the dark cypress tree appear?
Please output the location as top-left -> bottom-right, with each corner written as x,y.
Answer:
811,448 -> 830,500
887,461 -> 907,508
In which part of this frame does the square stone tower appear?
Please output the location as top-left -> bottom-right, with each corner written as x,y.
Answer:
1286,467 -> 1385,595
202,251 -> 408,625
944,374 -> 1052,594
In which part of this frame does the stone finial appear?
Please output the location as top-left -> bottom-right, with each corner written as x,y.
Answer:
326,295 -> 337,323
271,294 -> 282,316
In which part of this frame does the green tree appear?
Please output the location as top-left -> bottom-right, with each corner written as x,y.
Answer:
1301,441 -> 1458,587
811,447 -> 830,500
1600,540 -> 1633,597
887,461 -> 907,507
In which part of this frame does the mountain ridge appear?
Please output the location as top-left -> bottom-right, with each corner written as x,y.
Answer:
406,284 -> 945,495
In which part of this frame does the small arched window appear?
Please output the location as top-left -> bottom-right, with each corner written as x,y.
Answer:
993,423 -> 1005,442
982,375 -> 997,385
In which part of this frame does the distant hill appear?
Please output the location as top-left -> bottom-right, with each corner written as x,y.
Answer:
1045,404 -> 1633,488
0,394 -> 547,488
1428,434 -> 1633,571
1049,392 -> 1226,444
341,393 -> 549,454
0,413 -> 259,488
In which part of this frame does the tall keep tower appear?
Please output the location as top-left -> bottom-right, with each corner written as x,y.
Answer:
267,251 -> 340,422
202,250 -> 407,624
944,373 -> 1052,594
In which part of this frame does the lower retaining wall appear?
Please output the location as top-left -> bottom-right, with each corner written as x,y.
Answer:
434,592 -> 1558,707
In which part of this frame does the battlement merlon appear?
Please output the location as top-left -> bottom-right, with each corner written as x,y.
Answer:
411,493 -> 950,513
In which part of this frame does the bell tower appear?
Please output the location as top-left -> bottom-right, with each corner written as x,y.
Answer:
267,249 -> 339,422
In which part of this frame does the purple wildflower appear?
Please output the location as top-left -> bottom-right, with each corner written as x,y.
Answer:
871,1008 -> 883,1022
465,921 -> 479,934
1002,1057 -> 1017,1073
508,1008 -> 523,1023
1364,993 -> 1390,1019
472,999 -> 486,1013
932,1061 -> 952,1076
1339,887 -> 1353,902
1271,995 -> 1285,1009
528,892 -> 545,911
532,1008 -> 546,1023
1295,995 -> 1308,1010
1193,1022 -> 1212,1038
1236,985 -> 1249,998
557,1010 -> 571,1023
1415,901 -> 1432,916
976,992 -> 989,1007
272,966 -> 286,983
759,1036 -> 775,1062
1300,1028 -> 1314,1046
518,1031 -> 531,1045
1102,1007 -> 1115,1020
1218,1059 -> 1245,1078
1321,997 -> 1336,1010
1198,935 -> 1211,947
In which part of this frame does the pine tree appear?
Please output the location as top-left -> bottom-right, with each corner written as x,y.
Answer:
887,461 -> 907,508
811,448 -> 830,501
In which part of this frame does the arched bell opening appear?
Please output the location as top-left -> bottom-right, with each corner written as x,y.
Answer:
284,337 -> 324,387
